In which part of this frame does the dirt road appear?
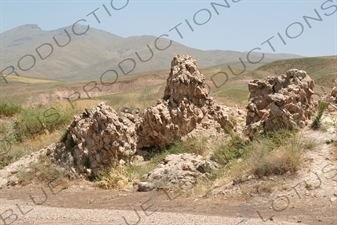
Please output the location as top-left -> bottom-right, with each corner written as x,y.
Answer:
0,197 -> 304,225
1,180 -> 336,225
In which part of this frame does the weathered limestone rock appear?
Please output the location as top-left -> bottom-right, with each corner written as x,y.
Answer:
244,69 -> 315,138
322,86 -> 337,112
143,153 -> 218,190
58,103 -> 138,175
137,54 -> 236,148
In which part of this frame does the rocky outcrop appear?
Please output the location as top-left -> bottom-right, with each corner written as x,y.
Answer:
244,69 -> 315,138
59,103 -> 138,175
49,55 -> 240,177
322,86 -> 337,112
142,153 -> 218,190
136,54 -> 236,148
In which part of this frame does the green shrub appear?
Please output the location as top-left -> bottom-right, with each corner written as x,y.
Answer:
0,154 -> 14,169
0,147 -> 26,169
211,134 -> 248,166
263,129 -> 296,149
14,104 -> 75,141
211,129 -> 302,179
311,101 -> 328,130
0,102 -> 22,117
0,120 -> 18,143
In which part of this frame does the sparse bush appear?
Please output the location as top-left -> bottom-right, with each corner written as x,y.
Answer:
255,181 -> 276,193
179,137 -> 207,156
94,165 -> 134,189
302,140 -> 317,150
211,129 -> 302,182
0,155 -> 15,170
311,101 -> 328,130
264,129 -> 295,147
0,144 -> 27,169
211,130 -> 249,166
248,132 -> 301,177
0,102 -> 22,117
0,120 -> 18,144
14,104 -> 75,141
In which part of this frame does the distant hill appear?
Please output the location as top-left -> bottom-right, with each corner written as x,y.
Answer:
1,24 -> 303,82
206,51 -> 305,71
254,56 -> 337,87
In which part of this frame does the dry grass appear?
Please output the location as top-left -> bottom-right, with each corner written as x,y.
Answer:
18,155 -> 69,188
6,75 -> 58,84
0,102 -> 22,117
0,131 -> 64,170
248,141 -> 301,178
210,129 -> 304,191
94,165 -> 135,190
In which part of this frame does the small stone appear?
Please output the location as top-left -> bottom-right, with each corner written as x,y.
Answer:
137,182 -> 156,192
247,175 -> 254,180
330,197 -> 337,202
118,194 -> 129,197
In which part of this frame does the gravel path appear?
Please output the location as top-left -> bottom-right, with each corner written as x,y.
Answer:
0,198 -> 302,225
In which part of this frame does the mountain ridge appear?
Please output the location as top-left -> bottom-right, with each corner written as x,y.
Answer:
1,24 -> 303,82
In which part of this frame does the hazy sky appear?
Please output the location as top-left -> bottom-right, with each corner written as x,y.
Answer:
1,0 -> 336,57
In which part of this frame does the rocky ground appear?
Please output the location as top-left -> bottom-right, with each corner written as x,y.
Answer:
1,119 -> 336,225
